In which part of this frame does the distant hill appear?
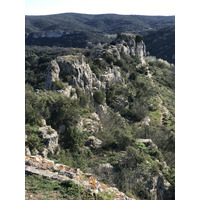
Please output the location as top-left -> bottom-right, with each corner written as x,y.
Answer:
25,13 -> 175,63
143,26 -> 175,63
25,13 -> 175,34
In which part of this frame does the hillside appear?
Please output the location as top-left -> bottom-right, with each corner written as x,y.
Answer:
25,33 -> 175,200
143,26 -> 175,64
25,13 -> 175,63
25,13 -> 175,34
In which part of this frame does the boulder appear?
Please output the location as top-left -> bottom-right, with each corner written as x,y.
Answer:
136,138 -> 158,149
142,116 -> 151,126
77,113 -> 102,134
85,136 -> 102,149
39,126 -> 59,157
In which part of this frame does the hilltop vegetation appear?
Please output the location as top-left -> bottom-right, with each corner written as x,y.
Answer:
25,13 -> 175,34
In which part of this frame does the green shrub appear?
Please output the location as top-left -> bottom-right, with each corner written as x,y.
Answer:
135,34 -> 143,43
93,90 -> 105,104
61,126 -> 86,151
26,133 -> 44,154
52,79 -> 66,90
133,184 -> 153,200
103,52 -> 116,64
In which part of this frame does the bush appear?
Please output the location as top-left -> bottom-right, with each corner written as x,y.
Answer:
52,79 -> 66,90
133,184 -> 153,200
103,52 -> 116,64
60,126 -> 85,151
135,34 -> 143,43
25,84 -> 49,125
93,90 -> 105,104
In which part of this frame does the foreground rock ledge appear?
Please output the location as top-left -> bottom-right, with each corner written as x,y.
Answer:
25,156 -> 134,200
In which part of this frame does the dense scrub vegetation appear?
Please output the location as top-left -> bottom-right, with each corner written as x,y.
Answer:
143,26 -> 175,63
26,14 -> 174,34
25,38 -> 175,199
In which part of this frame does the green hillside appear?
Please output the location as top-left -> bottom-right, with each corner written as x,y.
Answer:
25,33 -> 175,199
25,13 -> 175,34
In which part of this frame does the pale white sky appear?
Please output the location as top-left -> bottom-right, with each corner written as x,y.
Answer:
25,0 -> 175,16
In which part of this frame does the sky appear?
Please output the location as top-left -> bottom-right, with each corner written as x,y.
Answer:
25,0 -> 175,16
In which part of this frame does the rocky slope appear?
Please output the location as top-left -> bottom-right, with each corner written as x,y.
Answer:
25,155 -> 134,200
45,33 -> 146,92
25,32 -> 175,200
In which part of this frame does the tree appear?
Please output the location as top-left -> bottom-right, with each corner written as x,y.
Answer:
93,90 -> 105,104
60,126 -> 85,151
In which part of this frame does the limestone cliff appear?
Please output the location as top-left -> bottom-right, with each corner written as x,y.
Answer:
107,33 -> 146,64
45,54 -> 124,94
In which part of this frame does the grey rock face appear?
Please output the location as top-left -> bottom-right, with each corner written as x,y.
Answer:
39,126 -> 59,157
142,116 -> 151,126
135,41 -> 146,64
98,163 -> 114,172
78,113 -> 102,134
45,60 -> 60,90
105,33 -> 146,64
136,138 -> 158,149
99,67 -> 124,87
94,103 -> 108,119
56,54 -> 98,94
85,136 -> 102,149
45,54 -> 124,96
56,85 -> 77,99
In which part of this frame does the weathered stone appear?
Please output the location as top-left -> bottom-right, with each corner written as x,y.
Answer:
136,138 -> 158,149
40,119 -> 46,126
98,163 -> 114,174
25,156 -> 135,200
45,60 -> 60,90
57,85 -> 77,99
94,103 -> 108,119
99,66 -> 124,87
114,97 -> 129,107
25,147 -> 31,156
105,33 -> 146,64
142,116 -> 151,126
45,54 -> 125,97
85,136 -> 102,149
39,126 -> 59,157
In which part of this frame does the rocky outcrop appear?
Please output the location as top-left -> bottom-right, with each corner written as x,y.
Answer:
56,54 -> 101,93
100,66 -> 124,87
45,60 -> 60,90
56,85 -> 77,99
98,163 -> 115,174
85,136 -> 103,149
39,126 -> 59,157
94,103 -> 108,119
142,116 -> 151,126
78,112 -> 102,134
25,124 -> 59,158
45,54 -> 124,94
25,156 -> 135,200
105,33 -> 146,64
136,138 -> 158,149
